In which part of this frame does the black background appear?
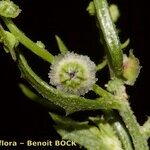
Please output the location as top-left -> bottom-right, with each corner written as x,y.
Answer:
0,0 -> 150,149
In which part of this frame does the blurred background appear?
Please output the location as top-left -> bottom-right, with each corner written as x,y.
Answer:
0,0 -> 149,148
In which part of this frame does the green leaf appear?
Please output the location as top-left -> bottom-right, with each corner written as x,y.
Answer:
0,0 -> 21,18
50,113 -> 123,150
55,35 -> 68,54
93,84 -> 149,150
19,83 -> 38,100
104,111 -> 133,150
19,83 -> 64,113
96,59 -> 107,71
18,53 -> 122,115
93,0 -> 123,78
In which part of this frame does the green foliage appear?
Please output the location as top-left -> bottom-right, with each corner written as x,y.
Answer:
121,38 -> 130,49
50,113 -> 123,150
55,35 -> 68,54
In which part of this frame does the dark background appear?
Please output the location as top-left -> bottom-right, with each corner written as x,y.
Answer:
0,0 -> 149,148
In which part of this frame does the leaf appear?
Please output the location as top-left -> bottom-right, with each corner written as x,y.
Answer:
19,83 -> 64,113
50,113 -> 123,150
121,39 -> 130,49
93,0 -> 123,78
18,53 -> 122,115
55,35 -> 68,54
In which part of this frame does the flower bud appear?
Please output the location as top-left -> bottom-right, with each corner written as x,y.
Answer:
48,52 -> 97,95
123,50 -> 141,85
0,0 -> 21,18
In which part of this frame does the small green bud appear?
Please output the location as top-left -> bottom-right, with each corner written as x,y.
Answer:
0,25 -> 19,60
0,0 -> 21,18
109,4 -> 120,23
86,1 -> 95,16
123,50 -> 141,85
105,78 -> 128,100
36,41 -> 45,49
48,52 -> 97,95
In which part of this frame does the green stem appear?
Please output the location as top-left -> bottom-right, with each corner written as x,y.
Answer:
119,103 -> 148,150
93,85 -> 133,149
2,18 -> 54,63
93,0 -> 123,78
93,84 -> 148,150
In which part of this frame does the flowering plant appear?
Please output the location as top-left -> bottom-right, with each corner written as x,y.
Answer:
0,0 -> 149,149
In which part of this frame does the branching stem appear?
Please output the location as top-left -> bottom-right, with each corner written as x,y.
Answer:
2,18 -> 54,63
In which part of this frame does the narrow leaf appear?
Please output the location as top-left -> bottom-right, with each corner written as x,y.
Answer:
93,0 -> 123,77
19,83 -> 63,113
55,35 -> 68,54
50,113 -> 123,150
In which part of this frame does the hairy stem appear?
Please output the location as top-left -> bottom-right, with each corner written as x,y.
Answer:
2,18 -> 54,63
93,84 -> 148,150
119,103 -> 148,150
